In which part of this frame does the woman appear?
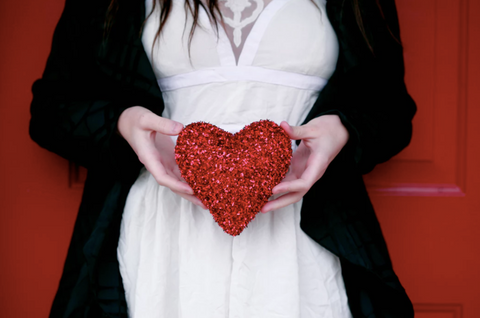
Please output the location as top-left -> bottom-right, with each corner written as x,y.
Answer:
30,0 -> 416,317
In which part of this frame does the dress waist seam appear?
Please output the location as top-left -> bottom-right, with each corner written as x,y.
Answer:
157,66 -> 328,92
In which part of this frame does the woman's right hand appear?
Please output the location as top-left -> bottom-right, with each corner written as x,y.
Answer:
117,106 -> 207,209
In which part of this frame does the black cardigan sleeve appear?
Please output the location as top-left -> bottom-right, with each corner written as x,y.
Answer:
304,0 -> 416,174
29,0 -> 158,175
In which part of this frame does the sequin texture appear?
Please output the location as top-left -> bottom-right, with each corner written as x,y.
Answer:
175,120 -> 292,236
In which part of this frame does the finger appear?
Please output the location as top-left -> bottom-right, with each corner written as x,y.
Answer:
261,192 -> 304,213
154,170 -> 194,194
163,161 -> 185,181
280,121 -> 317,140
279,171 -> 298,183
273,157 -> 323,194
300,152 -> 328,182
142,151 -> 193,194
270,153 -> 305,195
272,179 -> 309,195
274,152 -> 328,194
270,173 -> 299,196
171,164 -> 188,183
139,113 -> 183,135
287,143 -> 310,178
174,191 -> 208,210
162,164 -> 206,209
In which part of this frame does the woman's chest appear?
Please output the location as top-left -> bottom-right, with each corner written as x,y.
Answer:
141,0 -> 338,79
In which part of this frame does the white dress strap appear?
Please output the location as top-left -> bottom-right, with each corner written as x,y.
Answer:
237,0 -> 292,66
198,6 -> 237,66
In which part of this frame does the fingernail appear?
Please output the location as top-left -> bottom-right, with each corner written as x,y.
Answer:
172,123 -> 183,134
196,200 -> 207,209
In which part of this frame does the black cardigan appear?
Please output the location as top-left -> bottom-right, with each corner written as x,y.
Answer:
30,0 -> 417,317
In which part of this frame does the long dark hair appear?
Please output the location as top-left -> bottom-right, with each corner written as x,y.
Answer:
105,0 -> 396,54
350,0 -> 401,52
105,0 -> 222,54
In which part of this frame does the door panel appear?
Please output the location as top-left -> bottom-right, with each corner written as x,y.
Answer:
366,1 -> 480,317
364,0 -> 469,196
0,1 -> 81,317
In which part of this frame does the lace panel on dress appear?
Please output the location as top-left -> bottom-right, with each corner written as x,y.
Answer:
216,0 -> 273,62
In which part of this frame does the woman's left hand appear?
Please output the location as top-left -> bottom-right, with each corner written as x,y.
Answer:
261,115 -> 349,213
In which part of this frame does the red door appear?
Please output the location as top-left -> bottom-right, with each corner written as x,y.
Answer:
0,1 -> 83,316
364,0 -> 480,317
1,0 -> 479,317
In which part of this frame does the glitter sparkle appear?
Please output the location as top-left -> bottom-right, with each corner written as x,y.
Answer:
175,120 -> 292,236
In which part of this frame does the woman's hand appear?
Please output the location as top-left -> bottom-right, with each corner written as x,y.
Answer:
261,115 -> 349,213
118,106 -> 207,209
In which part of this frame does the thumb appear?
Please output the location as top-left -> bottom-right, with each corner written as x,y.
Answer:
280,121 -> 314,140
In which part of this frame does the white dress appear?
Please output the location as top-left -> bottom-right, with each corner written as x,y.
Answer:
117,0 -> 353,317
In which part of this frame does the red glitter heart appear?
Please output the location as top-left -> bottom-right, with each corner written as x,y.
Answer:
175,120 -> 292,236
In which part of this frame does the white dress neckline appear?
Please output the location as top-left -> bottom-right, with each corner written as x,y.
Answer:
197,0 -> 293,66
157,0 -> 329,95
